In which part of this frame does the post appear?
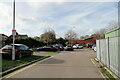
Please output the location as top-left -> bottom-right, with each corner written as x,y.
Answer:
12,0 -> 16,60
107,37 -> 110,69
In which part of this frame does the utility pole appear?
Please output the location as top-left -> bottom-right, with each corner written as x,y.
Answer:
12,0 -> 16,60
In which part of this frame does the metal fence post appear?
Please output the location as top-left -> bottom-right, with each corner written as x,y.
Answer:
107,37 -> 110,69
99,40 -> 101,61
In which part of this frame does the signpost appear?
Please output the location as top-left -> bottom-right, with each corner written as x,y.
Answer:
12,0 -> 16,60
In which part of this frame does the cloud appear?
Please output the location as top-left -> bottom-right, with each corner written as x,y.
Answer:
0,2 -> 12,35
0,0 -> 119,2
0,2 -> 118,38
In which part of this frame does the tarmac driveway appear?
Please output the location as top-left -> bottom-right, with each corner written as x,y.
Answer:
5,48 -> 103,78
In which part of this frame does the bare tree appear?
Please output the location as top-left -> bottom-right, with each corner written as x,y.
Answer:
106,20 -> 118,32
80,36 -> 85,40
65,30 -> 77,41
91,28 -> 107,39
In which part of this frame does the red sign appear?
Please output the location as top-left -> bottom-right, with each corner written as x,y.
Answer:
12,30 -> 16,31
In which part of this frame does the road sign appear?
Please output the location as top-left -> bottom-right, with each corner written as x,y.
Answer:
12,30 -> 16,35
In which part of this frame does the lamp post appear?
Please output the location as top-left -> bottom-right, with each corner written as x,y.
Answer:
12,0 -> 16,60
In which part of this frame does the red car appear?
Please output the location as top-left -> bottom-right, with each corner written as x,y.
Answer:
86,43 -> 93,48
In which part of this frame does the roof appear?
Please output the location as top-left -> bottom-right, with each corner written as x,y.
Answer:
0,34 -> 8,37
106,27 -> 120,34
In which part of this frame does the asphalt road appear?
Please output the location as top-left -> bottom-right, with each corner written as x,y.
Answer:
5,48 -> 103,78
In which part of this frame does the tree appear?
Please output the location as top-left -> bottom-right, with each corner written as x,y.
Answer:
80,36 -> 85,40
91,28 -> 107,39
34,36 -> 40,41
15,37 -> 44,48
55,37 -> 68,46
40,29 -> 56,44
65,30 -> 77,40
107,20 -> 118,32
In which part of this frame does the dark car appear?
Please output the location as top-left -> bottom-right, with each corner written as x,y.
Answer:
37,46 -> 59,51
52,44 -> 64,51
1,44 -> 33,59
65,44 -> 74,51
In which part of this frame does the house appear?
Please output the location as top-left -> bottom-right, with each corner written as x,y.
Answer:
105,27 -> 120,38
9,32 -> 28,39
0,34 -> 8,48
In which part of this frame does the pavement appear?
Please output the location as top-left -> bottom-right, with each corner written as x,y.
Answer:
3,48 -> 104,78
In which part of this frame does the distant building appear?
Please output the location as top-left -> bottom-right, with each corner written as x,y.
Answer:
9,32 -> 28,39
0,34 -> 8,48
71,37 -> 96,46
105,27 -> 120,38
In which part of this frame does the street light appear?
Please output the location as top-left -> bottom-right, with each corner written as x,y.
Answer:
12,0 -> 16,60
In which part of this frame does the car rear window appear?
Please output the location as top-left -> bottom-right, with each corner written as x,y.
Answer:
2,45 -> 12,49
2,45 -> 20,49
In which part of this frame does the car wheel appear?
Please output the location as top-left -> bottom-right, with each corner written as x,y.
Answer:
29,53 -> 33,56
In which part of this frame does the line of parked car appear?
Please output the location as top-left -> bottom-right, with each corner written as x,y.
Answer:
36,44 -> 84,52
85,43 -> 96,52
0,43 -> 97,60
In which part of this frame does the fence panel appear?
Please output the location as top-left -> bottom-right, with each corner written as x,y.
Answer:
96,37 -> 120,77
109,37 -> 119,75
96,40 -> 100,60
0,35 -> 2,78
118,37 -> 120,77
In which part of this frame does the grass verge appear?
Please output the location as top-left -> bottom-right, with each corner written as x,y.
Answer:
100,66 -> 116,80
2,55 -> 44,72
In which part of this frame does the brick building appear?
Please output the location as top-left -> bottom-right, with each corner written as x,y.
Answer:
71,37 -> 96,46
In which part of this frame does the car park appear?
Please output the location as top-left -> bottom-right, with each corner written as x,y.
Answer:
0,44 -> 33,59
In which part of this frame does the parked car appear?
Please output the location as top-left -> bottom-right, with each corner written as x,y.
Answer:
65,44 -> 74,51
92,44 -> 96,52
73,44 -> 83,49
37,46 -> 59,51
1,44 -> 33,59
78,45 -> 83,49
52,44 -> 64,51
86,43 -> 93,48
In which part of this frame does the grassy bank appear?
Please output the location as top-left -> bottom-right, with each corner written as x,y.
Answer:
2,55 -> 44,72
100,66 -> 116,80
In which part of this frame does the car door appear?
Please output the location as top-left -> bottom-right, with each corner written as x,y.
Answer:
19,45 -> 26,56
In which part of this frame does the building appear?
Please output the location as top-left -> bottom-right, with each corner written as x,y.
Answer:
0,34 -> 8,48
71,37 -> 96,46
9,32 -> 28,39
105,27 -> 120,38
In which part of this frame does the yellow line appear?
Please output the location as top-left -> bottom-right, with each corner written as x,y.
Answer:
91,59 -> 96,65
2,56 -> 53,79
91,59 -> 106,79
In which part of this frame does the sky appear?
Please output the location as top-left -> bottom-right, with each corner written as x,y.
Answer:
0,0 -> 119,38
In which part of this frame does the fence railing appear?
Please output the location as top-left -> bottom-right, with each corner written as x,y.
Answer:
96,37 -> 120,77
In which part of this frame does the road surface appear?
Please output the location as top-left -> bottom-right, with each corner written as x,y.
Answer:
4,48 -> 104,78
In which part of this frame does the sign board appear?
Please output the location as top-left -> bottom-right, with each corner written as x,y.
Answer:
12,30 -> 16,35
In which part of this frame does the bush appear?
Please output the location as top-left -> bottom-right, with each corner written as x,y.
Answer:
14,37 -> 45,48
